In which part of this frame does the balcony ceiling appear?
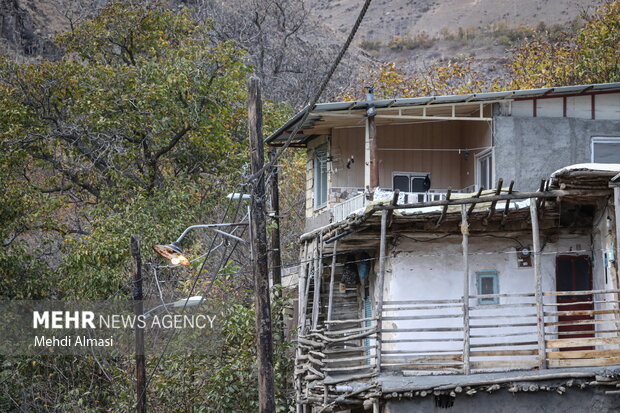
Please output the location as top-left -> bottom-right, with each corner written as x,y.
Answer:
265,82 -> 620,146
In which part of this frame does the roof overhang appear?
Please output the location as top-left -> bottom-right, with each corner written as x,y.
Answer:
265,82 -> 620,147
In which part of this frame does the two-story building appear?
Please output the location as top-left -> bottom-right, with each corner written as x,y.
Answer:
267,83 -> 620,412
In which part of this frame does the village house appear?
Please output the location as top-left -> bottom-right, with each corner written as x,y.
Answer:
267,83 -> 620,412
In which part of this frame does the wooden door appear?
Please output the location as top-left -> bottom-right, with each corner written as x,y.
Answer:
556,255 -> 594,350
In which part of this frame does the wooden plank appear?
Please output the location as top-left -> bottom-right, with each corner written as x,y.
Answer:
383,313 -> 463,321
544,318 -> 615,327
470,341 -> 537,348
470,302 -> 535,310
470,349 -> 537,357
545,309 -> 620,317
544,289 -> 620,296
384,299 -> 462,305
548,357 -> 620,368
543,299 -> 620,307
547,349 -> 620,360
381,363 -> 463,371
322,325 -> 376,335
469,292 -> 534,299
325,317 -> 378,324
323,346 -> 375,354
469,314 -> 537,320
324,355 -> 374,363
470,322 -> 537,328
323,364 -> 375,372
546,336 -> 620,348
462,204 -> 471,375
546,329 -> 620,337
471,360 -> 538,370
531,199 -> 546,370
326,240 -> 337,323
383,327 -> 464,333
383,304 -> 463,311
383,338 -> 464,344
382,349 -> 463,355
381,354 -> 463,363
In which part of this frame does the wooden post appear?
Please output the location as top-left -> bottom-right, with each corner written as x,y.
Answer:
131,235 -> 146,413
298,241 -> 309,332
327,240 -> 338,323
530,198 -> 547,370
268,147 -> 283,289
460,205 -> 470,375
248,76 -> 276,413
268,146 -> 284,335
375,209 -> 388,373
295,241 -> 308,413
311,235 -> 323,330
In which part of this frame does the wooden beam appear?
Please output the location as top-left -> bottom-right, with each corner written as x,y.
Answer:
485,179 -> 503,222
375,114 -> 493,122
377,189 -> 610,211
467,187 -> 484,216
501,181 -> 515,226
461,204 -> 471,375
530,199 -> 547,370
376,209 -> 389,374
436,188 -> 452,227
326,240 -> 338,324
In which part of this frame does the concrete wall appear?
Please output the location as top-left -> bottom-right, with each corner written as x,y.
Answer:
384,385 -> 620,413
381,230 -> 602,358
493,116 -> 620,192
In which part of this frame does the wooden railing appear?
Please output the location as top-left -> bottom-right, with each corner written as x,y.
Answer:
296,288 -> 620,388
330,189 -> 457,223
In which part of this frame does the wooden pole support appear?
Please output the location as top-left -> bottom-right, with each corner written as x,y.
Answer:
311,234 -> 323,330
530,199 -> 547,370
327,240 -> 338,323
376,209 -> 389,373
461,205 -> 471,375
248,76 -> 276,412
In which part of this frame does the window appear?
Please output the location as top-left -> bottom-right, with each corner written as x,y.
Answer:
477,271 -> 499,305
591,137 -> 620,163
392,172 -> 429,193
314,144 -> 328,209
476,149 -> 493,190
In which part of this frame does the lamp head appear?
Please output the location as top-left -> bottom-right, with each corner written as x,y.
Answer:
152,242 -> 190,266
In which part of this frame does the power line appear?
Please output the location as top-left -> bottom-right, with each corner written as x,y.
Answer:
246,0 -> 374,186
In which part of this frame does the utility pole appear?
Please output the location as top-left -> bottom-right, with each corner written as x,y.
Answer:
268,147 -> 283,289
131,234 -> 146,413
248,76 -> 276,413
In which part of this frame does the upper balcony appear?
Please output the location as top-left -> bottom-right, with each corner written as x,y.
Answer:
308,119 -> 492,231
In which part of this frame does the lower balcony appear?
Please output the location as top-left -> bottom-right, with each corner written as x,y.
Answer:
296,288 -> 620,408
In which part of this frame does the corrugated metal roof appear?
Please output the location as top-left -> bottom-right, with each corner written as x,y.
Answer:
265,82 -> 620,144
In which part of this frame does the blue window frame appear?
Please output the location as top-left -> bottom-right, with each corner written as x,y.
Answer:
477,271 -> 499,305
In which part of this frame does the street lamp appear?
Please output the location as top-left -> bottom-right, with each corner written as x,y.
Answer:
152,222 -> 248,266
